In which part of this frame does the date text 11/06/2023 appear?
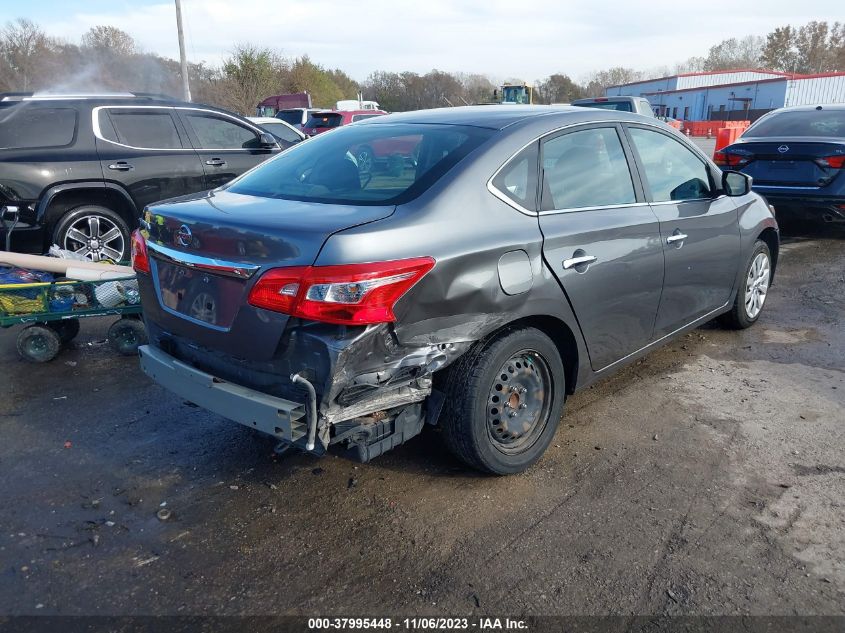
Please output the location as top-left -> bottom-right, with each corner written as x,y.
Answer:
307,617 -> 529,630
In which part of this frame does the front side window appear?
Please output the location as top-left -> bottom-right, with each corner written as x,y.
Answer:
185,113 -> 260,149
491,142 -> 538,210
228,123 -> 492,205
628,127 -> 712,202
541,127 -> 636,211
106,109 -> 182,149
259,122 -> 302,144
0,106 -> 77,149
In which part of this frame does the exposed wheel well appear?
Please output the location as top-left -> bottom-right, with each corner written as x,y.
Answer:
758,227 -> 779,279
483,315 -> 580,395
43,188 -> 138,237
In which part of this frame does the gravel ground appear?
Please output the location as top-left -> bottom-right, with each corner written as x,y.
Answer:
0,227 -> 843,620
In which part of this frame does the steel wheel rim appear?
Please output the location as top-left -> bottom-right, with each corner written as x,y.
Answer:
744,252 -> 770,319
63,215 -> 125,262
486,349 -> 553,454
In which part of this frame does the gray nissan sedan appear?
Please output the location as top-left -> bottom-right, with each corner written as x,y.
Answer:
132,106 -> 778,474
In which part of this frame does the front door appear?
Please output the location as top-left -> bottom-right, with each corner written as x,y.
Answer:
177,109 -> 279,190
537,124 -> 665,370
94,106 -> 207,211
625,125 -> 741,336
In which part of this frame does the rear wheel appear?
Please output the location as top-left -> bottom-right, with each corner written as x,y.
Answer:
439,327 -> 566,474
108,318 -> 148,356
722,239 -> 771,329
17,325 -> 62,363
53,206 -> 130,263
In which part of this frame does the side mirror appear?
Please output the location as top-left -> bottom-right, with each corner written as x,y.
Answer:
258,132 -> 277,148
722,170 -> 752,196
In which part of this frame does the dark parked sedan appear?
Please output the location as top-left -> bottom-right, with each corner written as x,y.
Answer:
715,104 -> 845,226
133,106 -> 778,474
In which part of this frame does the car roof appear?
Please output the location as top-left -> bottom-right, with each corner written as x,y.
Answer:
362,105 -> 640,130
767,103 -> 845,113
0,92 -> 247,118
249,116 -> 292,124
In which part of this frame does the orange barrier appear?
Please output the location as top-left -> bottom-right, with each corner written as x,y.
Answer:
666,120 -> 682,130
714,127 -> 743,153
681,120 -> 749,137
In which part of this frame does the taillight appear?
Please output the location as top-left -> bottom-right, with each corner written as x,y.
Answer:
713,150 -> 750,167
130,229 -> 150,274
248,257 -> 435,325
816,155 -> 845,169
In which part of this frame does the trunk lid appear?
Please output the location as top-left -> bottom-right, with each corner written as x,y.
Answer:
730,137 -> 845,188
141,189 -> 394,358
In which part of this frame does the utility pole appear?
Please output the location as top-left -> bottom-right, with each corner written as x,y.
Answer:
175,0 -> 191,101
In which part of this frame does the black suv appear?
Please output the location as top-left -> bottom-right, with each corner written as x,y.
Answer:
0,92 -> 285,261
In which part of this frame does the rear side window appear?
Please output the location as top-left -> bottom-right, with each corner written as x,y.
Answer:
306,113 -> 342,128
105,109 -> 183,149
491,143 -> 539,210
541,127 -> 636,210
0,107 -> 77,149
228,123 -> 492,205
352,114 -> 382,122
628,127 -> 712,202
745,110 -> 845,138
184,113 -> 260,149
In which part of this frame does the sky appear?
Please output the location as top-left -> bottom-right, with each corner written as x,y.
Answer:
3,0 -> 843,82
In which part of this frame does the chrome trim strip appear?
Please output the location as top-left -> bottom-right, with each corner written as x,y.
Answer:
538,201 -> 651,216
754,185 -> 821,191
91,105 -> 275,152
146,240 -> 260,279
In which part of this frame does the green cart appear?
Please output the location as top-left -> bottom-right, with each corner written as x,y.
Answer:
0,275 -> 146,363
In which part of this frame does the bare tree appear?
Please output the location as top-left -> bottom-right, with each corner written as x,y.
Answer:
81,25 -> 137,56
0,18 -> 52,91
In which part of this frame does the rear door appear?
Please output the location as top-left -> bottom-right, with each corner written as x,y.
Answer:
177,108 -> 280,189
94,106 -> 207,210
625,124 -> 740,336
536,124 -> 665,370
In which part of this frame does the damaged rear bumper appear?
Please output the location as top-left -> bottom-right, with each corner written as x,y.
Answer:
139,344 -> 309,445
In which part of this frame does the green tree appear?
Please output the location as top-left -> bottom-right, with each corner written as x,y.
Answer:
535,73 -> 582,104
219,44 -> 287,115
702,36 -> 763,71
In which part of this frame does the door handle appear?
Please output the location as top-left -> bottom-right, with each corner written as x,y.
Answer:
562,255 -> 597,269
205,158 -> 227,167
108,162 -> 134,171
666,233 -> 688,245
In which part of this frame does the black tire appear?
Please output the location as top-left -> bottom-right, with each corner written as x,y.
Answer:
47,318 -> 81,344
439,327 -> 566,475
108,318 -> 148,356
16,325 -> 62,363
52,205 -> 131,263
722,239 -> 772,329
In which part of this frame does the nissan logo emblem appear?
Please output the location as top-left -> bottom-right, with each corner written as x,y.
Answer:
176,224 -> 193,247
777,145 -> 789,154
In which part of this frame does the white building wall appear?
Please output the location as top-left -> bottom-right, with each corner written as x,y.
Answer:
675,71 -> 784,90
784,75 -> 845,106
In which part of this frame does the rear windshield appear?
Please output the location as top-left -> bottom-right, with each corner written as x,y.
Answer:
306,112 -> 342,128
746,110 -> 845,138
0,106 -> 77,149
275,110 -> 302,126
227,123 -> 493,206
573,101 -> 633,112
